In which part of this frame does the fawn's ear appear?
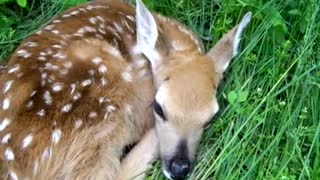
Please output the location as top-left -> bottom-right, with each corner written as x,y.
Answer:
136,0 -> 160,68
207,12 -> 252,74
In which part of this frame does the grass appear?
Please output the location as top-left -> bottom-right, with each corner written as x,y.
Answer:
1,0 -> 319,179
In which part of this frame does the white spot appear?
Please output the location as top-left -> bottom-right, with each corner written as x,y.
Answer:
121,72 -> 133,82
43,91 -> 53,105
81,79 -> 92,87
52,52 -> 66,59
77,26 -> 96,34
52,129 -> 63,144
88,112 -> 97,118
33,159 -> 39,175
122,20 -> 131,30
5,147 -> 14,161
107,105 -> 116,112
9,170 -> 18,180
70,10 -> 79,15
44,24 -> 55,30
26,41 -> 38,47
61,103 -> 72,113
52,44 -> 62,49
125,104 -> 133,115
73,92 -> 81,101
52,19 -> 61,23
42,147 -> 52,160
52,30 -> 60,35
37,56 -> 46,61
74,119 -> 83,129
8,65 -> 21,74
36,109 -> 46,117
22,134 -> 33,149
26,101 -> 33,108
100,77 -> 107,86
98,65 -> 107,74
98,97 -> 105,104
44,63 -> 59,71
59,69 -> 68,75
63,61 -> 73,69
31,91 -> 37,97
89,17 -> 97,24
96,34 -> 104,39
62,14 -> 71,18
88,69 -> 95,76
79,8 -> 87,12
3,98 -> 10,110
92,57 -> 103,64
17,49 -> 27,54
0,118 -> 11,131
17,49 -> 32,58
125,15 -> 135,22
52,82 -> 64,92
46,49 -> 53,55
102,45 -> 122,58
1,133 -> 11,144
96,16 -> 105,22
86,5 -> 94,10
41,73 -> 47,80
3,80 -> 14,93
114,23 -> 123,32
70,83 -> 76,94
98,28 -> 106,35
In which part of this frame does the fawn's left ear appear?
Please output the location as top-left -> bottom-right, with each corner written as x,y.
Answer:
136,0 -> 161,69
207,12 -> 252,75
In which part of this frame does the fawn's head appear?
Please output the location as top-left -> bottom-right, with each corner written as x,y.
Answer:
135,0 -> 251,179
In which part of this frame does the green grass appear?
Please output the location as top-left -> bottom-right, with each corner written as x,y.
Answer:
1,0 -> 319,179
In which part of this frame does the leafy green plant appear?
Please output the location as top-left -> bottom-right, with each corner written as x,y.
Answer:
0,0 -> 27,7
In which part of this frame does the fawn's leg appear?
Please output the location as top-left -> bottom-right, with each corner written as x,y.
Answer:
117,128 -> 159,180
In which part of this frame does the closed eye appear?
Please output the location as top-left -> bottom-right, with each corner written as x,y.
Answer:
153,100 -> 166,120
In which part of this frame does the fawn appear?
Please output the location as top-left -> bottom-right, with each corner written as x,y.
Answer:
0,0 -> 251,179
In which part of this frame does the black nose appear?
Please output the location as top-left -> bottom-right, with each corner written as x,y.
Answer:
170,159 -> 191,179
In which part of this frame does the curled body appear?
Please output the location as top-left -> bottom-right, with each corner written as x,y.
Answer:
0,0 -> 252,179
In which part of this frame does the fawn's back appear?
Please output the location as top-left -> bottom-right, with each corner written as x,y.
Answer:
0,0 -> 165,179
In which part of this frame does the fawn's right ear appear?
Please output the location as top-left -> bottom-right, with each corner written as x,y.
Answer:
136,0 -> 161,69
207,12 -> 252,75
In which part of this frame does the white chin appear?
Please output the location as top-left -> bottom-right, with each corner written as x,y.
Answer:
162,169 -> 173,180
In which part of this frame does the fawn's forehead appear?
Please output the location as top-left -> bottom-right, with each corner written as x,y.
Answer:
156,58 -> 219,118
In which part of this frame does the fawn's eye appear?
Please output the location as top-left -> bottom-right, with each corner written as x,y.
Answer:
154,101 -> 166,120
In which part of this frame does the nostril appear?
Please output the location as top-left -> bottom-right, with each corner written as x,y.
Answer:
170,159 -> 190,179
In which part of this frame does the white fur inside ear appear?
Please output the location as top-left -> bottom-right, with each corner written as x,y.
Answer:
233,12 -> 252,57
136,0 -> 160,67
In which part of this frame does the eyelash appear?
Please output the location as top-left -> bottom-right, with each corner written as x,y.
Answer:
153,101 -> 166,120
